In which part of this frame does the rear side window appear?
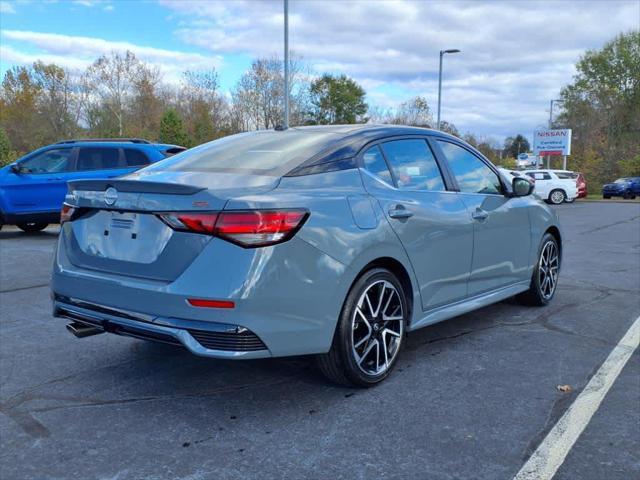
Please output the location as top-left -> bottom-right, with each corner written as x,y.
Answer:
437,141 -> 501,195
77,148 -> 120,171
527,172 -> 552,180
380,139 -> 445,191
123,149 -> 150,167
362,146 -> 393,185
555,172 -> 577,179
18,148 -> 73,174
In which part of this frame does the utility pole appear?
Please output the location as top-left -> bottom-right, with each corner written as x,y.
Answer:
436,49 -> 460,130
283,0 -> 290,129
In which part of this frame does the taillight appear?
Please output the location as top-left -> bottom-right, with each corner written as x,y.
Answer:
159,213 -> 218,234
60,203 -> 75,224
158,210 -> 308,248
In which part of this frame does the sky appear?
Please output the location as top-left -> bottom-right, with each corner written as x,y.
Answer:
0,0 -> 638,143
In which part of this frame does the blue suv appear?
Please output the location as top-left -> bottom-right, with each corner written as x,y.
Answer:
0,139 -> 185,232
602,177 -> 640,200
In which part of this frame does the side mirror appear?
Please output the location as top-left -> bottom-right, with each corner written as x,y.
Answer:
512,177 -> 534,197
10,164 -> 22,174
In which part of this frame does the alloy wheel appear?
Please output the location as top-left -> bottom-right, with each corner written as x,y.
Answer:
538,240 -> 559,300
550,190 -> 565,204
351,280 -> 404,376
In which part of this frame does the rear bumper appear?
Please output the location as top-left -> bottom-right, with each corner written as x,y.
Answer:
51,228 -> 350,358
53,296 -> 271,359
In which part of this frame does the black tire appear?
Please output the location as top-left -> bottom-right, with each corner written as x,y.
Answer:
316,268 -> 408,387
603,195 -> 611,199
623,192 -> 633,200
548,189 -> 566,205
16,222 -> 48,233
516,233 -> 560,306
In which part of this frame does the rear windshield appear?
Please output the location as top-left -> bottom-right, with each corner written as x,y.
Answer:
145,130 -> 339,176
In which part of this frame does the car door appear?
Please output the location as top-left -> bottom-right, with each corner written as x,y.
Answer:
360,138 -> 474,311
434,140 -> 531,296
70,146 -> 131,182
526,171 -> 552,199
3,147 -> 76,214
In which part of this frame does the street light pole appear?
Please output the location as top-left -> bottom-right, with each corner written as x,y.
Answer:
283,0 -> 290,129
436,48 -> 460,130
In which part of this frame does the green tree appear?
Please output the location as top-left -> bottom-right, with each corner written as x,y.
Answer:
504,134 -> 530,159
308,74 -> 367,124
557,31 -> 639,185
159,109 -> 190,146
0,126 -> 18,167
0,65 -> 42,152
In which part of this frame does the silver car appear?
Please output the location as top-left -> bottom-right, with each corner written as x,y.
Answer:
52,125 -> 562,386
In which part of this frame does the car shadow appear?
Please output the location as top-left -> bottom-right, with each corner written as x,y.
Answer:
0,228 -> 60,240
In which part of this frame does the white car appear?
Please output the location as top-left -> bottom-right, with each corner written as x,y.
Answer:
521,169 -> 578,204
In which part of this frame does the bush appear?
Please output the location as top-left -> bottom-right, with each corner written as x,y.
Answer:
618,154 -> 640,177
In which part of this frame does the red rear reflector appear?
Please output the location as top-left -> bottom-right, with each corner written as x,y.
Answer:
60,203 -> 75,224
187,298 -> 235,309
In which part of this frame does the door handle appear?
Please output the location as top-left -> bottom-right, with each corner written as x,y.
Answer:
472,208 -> 489,221
388,206 -> 413,219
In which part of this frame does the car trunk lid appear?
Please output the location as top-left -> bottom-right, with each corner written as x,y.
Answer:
63,171 -> 280,281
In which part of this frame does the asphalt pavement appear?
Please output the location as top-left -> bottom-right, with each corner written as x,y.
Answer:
1,202 -> 638,480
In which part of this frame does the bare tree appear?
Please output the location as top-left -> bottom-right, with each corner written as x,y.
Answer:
84,51 -> 141,136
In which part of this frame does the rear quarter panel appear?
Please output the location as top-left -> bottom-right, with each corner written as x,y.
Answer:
224,168 -> 421,328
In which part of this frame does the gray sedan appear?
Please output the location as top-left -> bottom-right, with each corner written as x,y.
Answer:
52,125 -> 562,386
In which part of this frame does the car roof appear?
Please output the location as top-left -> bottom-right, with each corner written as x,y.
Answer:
283,124 -> 462,175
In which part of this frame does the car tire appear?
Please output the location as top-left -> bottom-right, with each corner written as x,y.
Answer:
516,233 -> 560,307
603,195 -> 611,199
548,189 -> 566,205
316,268 -> 407,387
623,192 -> 633,200
16,222 -> 48,233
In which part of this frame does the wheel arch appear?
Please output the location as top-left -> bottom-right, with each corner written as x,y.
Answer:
349,256 -> 415,327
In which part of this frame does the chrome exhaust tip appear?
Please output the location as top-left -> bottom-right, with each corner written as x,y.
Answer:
66,321 -> 104,338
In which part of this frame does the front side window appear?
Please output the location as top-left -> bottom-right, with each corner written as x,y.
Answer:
362,146 -> 393,185
77,148 -> 120,171
18,148 -> 73,174
437,141 -> 502,194
380,139 -> 445,191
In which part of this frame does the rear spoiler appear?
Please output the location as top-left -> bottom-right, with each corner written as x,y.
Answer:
67,179 -> 204,195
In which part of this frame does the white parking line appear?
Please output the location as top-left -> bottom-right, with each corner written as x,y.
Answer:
513,315 -> 640,480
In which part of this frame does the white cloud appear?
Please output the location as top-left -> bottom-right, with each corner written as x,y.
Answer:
1,30 -> 222,83
0,1 -> 16,14
160,0 -> 640,138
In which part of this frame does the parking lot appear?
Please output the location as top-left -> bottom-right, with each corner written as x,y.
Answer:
0,201 -> 638,480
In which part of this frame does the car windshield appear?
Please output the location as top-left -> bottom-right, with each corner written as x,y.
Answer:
144,130 -> 339,176
614,178 -> 630,183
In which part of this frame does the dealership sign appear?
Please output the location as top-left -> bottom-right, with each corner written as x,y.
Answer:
533,129 -> 572,156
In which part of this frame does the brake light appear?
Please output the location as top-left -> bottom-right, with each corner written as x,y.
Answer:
158,210 -> 308,248
60,203 -> 75,224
